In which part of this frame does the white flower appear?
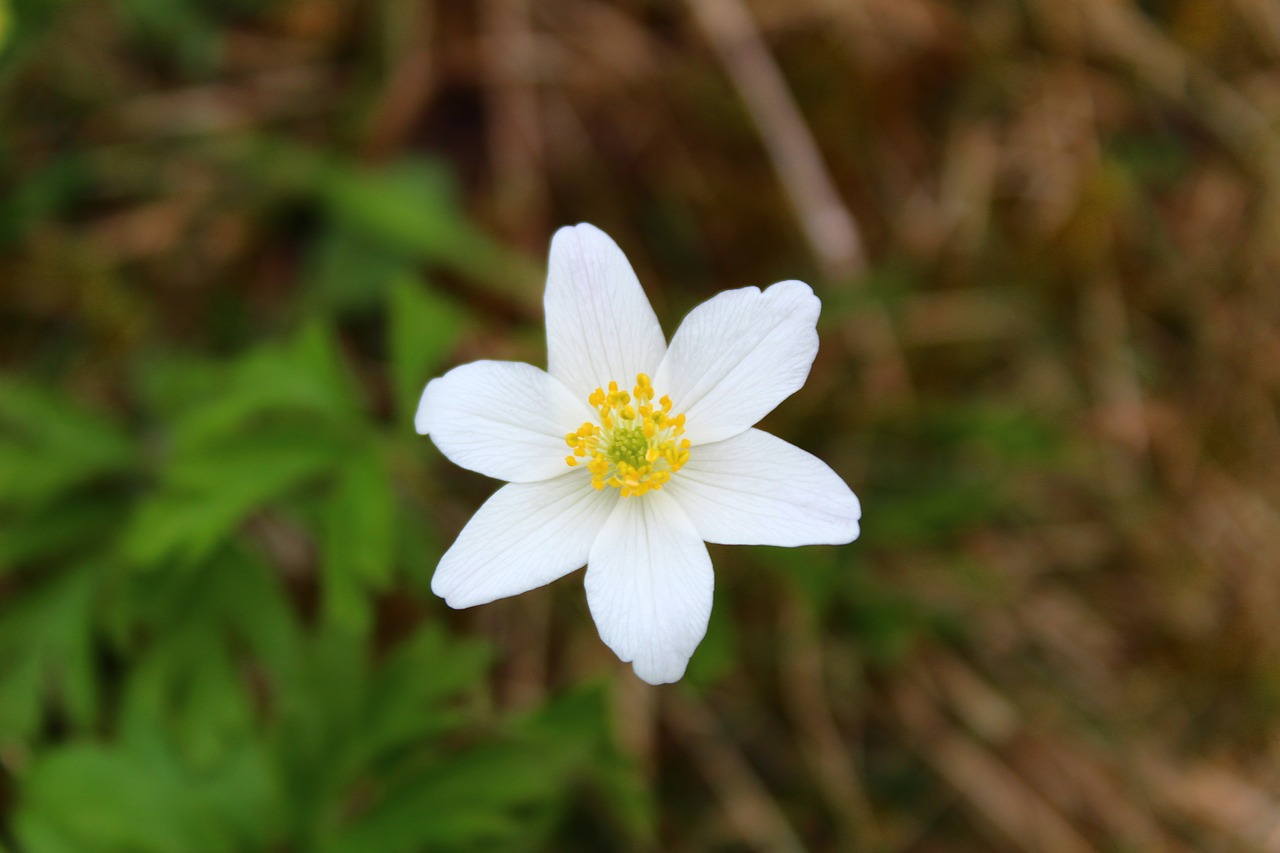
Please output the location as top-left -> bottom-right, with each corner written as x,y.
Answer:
416,224 -> 860,684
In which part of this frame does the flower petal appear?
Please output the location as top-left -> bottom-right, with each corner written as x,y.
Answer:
653,280 -> 820,445
416,360 -> 594,483
432,472 -> 617,608
665,428 -> 860,546
544,223 -> 667,399
585,490 -> 713,684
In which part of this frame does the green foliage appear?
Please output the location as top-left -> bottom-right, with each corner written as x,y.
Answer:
0,567 -> 98,740
0,297 -> 642,849
115,0 -> 255,76
0,0 -> 10,55
0,142 -> 96,243
864,404 -> 1062,547
16,734 -> 276,853
389,276 -> 467,418
0,382 -> 134,510
250,145 -> 542,310
0,383 -> 136,740
121,324 -> 372,580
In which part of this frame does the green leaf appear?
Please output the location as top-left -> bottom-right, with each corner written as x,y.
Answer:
322,741 -> 561,853
325,686 -> 614,853
16,744 -> 190,853
0,498 -> 122,574
133,351 -> 232,424
255,147 -> 540,301
0,0 -> 11,54
117,0 -> 220,75
0,153 -> 93,246
517,686 -> 655,845
14,736 -> 277,853
321,446 -> 397,633
116,544 -> 301,682
682,591 -> 736,687
307,227 -> 411,313
0,565 -> 98,740
271,628 -> 370,843
359,624 -> 489,762
316,160 -> 467,262
269,625 -> 494,848
389,275 -> 467,420
170,323 -> 361,453
122,428 -> 343,569
122,637 -> 254,763
242,145 -> 542,311
0,381 -> 134,509
395,489 -> 442,590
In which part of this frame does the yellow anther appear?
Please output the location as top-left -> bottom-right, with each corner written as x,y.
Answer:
633,373 -> 655,402
566,374 -> 692,497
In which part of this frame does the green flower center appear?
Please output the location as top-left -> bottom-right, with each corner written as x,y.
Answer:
607,426 -> 649,469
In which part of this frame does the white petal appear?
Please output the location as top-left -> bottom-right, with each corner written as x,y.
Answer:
544,224 -> 667,399
585,491 -> 713,684
653,280 -> 820,445
665,428 -> 860,546
432,473 -> 617,608
416,360 -> 594,483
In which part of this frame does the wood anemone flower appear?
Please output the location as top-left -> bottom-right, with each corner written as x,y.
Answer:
417,223 -> 860,684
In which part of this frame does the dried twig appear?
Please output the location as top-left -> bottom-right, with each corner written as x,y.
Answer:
777,597 -> 883,850
362,2 -> 437,162
483,0 -> 550,237
1138,753 -> 1280,851
1081,272 -> 1151,492
685,0 -> 866,280
887,677 -> 1095,853
1077,0 -> 1280,213
664,694 -> 809,853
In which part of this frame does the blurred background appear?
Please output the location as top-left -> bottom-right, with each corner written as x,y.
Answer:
3,0 -> 1280,849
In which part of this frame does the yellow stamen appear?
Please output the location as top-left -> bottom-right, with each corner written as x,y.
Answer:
565,372 -> 691,496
